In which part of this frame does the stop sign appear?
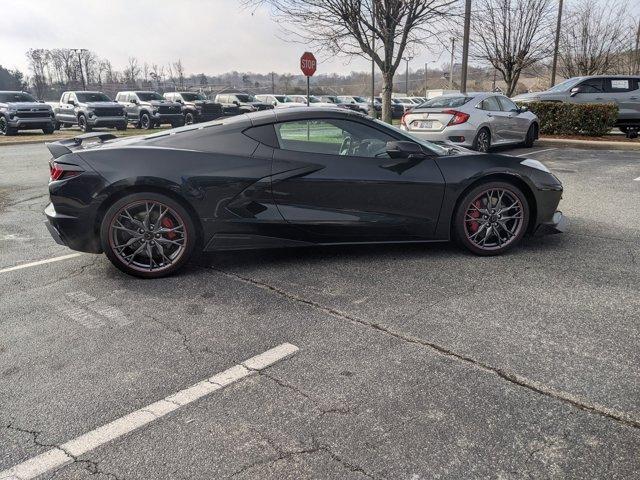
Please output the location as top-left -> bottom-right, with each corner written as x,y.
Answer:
300,52 -> 317,77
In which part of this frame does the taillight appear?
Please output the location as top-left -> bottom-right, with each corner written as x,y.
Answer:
49,161 -> 82,181
443,109 -> 470,126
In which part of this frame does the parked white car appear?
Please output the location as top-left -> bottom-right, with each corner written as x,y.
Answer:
337,95 -> 371,113
400,92 -> 539,152
287,95 -> 336,107
255,94 -> 306,109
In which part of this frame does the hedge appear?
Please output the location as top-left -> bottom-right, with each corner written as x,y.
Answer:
517,101 -> 618,137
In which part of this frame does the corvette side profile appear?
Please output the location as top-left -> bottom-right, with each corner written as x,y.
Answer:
44,108 -> 566,278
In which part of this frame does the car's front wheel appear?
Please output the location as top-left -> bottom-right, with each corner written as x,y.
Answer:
184,112 -> 195,125
524,124 -> 537,148
0,117 -> 17,136
454,181 -> 529,256
100,192 -> 197,278
78,114 -> 92,132
42,124 -> 55,134
140,113 -> 153,130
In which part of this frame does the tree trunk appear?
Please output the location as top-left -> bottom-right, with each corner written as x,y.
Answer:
381,71 -> 394,124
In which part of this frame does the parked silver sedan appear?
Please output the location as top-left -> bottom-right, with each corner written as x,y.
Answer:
400,92 -> 539,152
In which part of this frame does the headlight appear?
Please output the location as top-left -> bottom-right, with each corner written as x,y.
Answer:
152,107 -> 158,113
520,158 -> 550,173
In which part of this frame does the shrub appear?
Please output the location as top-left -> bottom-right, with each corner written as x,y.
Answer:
517,101 -> 618,137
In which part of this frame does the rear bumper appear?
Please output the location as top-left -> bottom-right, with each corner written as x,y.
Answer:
44,203 -> 102,253
404,126 -> 476,147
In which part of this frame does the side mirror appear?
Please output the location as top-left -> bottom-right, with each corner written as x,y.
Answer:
130,98 -> 138,104
386,141 -> 426,159
68,99 -> 75,106
570,87 -> 582,97
175,98 -> 183,103
518,105 -> 528,113
233,100 -> 240,106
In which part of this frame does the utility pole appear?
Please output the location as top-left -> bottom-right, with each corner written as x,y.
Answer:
634,20 -> 640,75
73,48 -> 87,90
550,0 -> 563,88
271,72 -> 275,93
404,56 -> 413,95
460,0 -> 472,94
424,62 -> 428,98
449,37 -> 455,89
370,0 -> 376,117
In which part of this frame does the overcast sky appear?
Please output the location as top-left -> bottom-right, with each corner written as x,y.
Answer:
3,0 -> 639,77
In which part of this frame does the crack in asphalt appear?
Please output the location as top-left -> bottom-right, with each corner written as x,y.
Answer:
259,371 -> 351,416
229,433 -> 376,479
143,313 -> 199,364
4,424 -> 121,480
210,267 -> 640,431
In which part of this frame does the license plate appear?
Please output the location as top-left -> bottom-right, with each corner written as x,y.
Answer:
415,120 -> 433,129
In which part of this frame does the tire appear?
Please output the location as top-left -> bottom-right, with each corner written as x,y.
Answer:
184,112 -> 195,125
472,128 -> 491,152
0,117 -> 17,136
619,126 -> 628,134
523,124 -> 537,148
453,181 -> 530,256
140,113 -> 152,130
78,114 -> 92,132
116,123 -> 127,131
100,192 -> 197,278
42,124 -> 55,135
54,121 -> 61,131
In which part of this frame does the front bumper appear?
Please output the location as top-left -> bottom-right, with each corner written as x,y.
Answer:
87,116 -> 127,127
8,116 -> 55,129
44,203 -> 102,253
535,211 -> 568,235
152,113 -> 184,123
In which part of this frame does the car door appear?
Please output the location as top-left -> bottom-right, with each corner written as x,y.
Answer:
478,96 -> 509,143
127,93 -> 141,121
58,93 -> 70,123
603,78 -> 639,122
497,96 -> 529,141
570,78 -> 605,105
66,93 -> 78,124
270,117 -> 445,242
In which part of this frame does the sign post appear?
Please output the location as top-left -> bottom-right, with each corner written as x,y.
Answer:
300,52 -> 317,107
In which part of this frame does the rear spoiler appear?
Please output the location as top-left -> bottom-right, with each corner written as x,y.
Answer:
45,132 -> 117,159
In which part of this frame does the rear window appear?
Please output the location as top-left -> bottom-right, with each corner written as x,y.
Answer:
420,96 -> 472,108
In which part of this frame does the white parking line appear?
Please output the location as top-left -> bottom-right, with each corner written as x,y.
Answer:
634,176 -> 640,181
515,148 -> 557,157
0,253 -> 84,274
0,343 -> 299,480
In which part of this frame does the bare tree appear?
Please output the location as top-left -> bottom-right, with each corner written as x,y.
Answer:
559,0 -> 631,77
25,49 -> 50,98
173,60 -> 185,89
472,0 -> 555,96
248,0 -> 456,122
124,57 -> 141,86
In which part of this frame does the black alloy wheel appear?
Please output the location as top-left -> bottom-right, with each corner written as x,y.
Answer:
100,193 -> 196,278
473,128 -> 491,152
78,114 -> 92,132
184,112 -> 195,125
140,113 -> 152,130
455,182 -> 529,255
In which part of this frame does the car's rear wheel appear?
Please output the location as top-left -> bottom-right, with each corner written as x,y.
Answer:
524,124 -> 537,148
454,181 -> 529,256
100,192 -> 197,278
472,128 -> 491,152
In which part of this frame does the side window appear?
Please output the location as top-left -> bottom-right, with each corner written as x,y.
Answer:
274,119 -> 394,158
578,78 -> 604,93
131,93 -> 138,102
68,93 -> 76,104
479,96 -> 501,111
605,78 -> 633,93
497,96 -> 518,112
61,93 -> 69,103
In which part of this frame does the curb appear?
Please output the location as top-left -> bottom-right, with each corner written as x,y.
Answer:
537,137 -> 640,151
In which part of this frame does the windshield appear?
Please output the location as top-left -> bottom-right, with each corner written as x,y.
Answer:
308,96 -> 321,103
325,97 -> 339,103
353,96 -> 367,103
180,93 -> 206,101
546,77 -> 584,93
0,92 -> 37,102
235,94 -> 256,102
76,92 -> 111,102
420,95 -> 472,108
136,92 -> 164,101
284,96 -> 299,103
372,118 -> 449,156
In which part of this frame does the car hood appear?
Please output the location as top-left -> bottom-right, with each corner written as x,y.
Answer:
2,101 -> 52,110
191,100 -> 217,106
84,101 -> 122,108
143,100 -> 181,107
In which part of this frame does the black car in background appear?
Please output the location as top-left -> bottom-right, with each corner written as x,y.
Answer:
163,92 -> 223,124
0,90 -> 55,135
373,97 -> 405,118
214,93 -> 273,114
319,95 -> 368,114
44,108 -> 565,278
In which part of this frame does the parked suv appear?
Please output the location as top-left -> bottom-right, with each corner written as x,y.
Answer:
0,91 -> 55,136
54,91 -> 127,132
116,91 -> 183,129
214,93 -> 273,114
513,75 -> 640,133
162,92 -> 223,124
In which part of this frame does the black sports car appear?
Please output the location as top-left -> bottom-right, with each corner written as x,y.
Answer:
44,108 -> 566,278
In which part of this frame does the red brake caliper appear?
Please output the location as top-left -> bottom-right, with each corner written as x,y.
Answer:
469,200 -> 481,233
161,217 -> 177,239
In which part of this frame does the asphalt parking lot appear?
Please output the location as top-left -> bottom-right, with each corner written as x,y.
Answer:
0,142 -> 639,479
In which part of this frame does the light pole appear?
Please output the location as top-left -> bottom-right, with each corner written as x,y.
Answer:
460,0 -> 472,94
404,56 -> 413,95
449,37 -> 456,89
370,0 -> 377,117
550,0 -> 564,87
